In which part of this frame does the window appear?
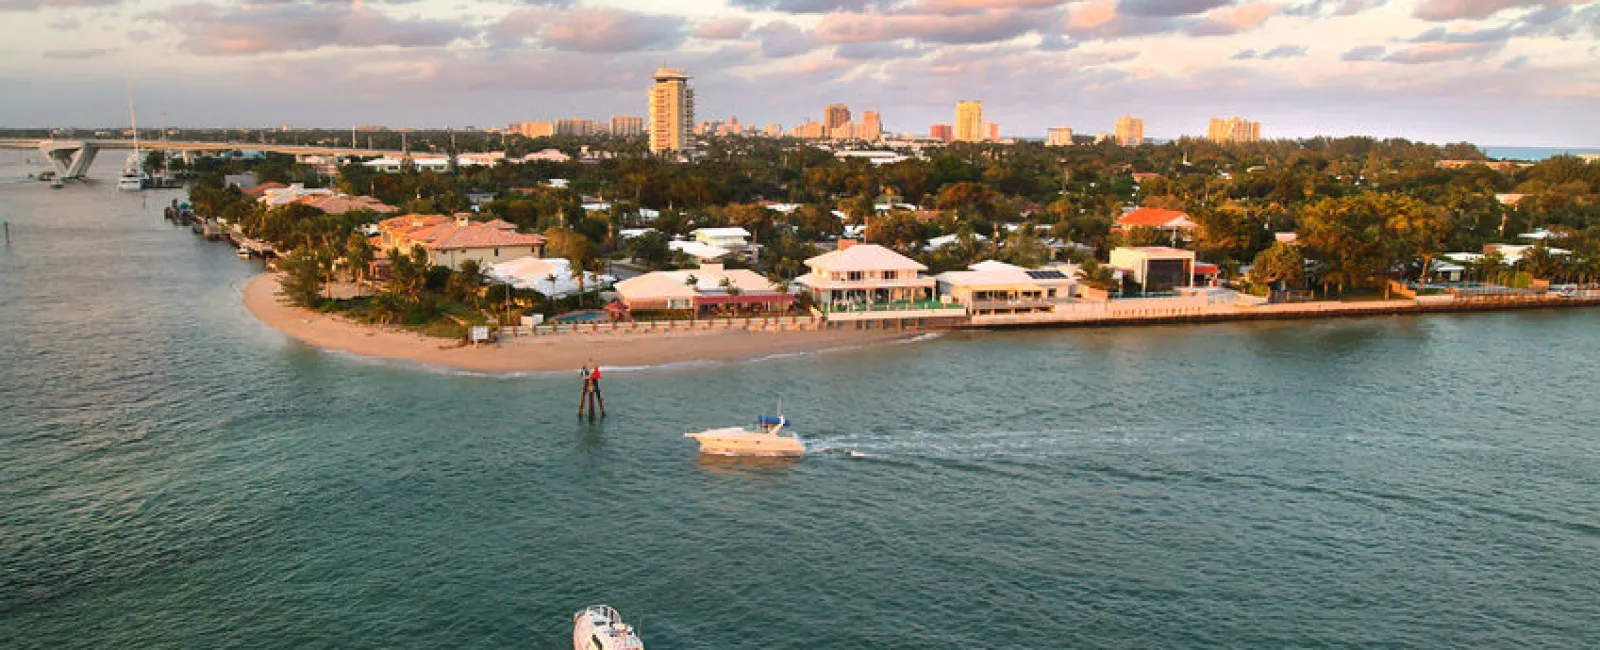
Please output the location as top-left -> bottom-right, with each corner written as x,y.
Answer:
882,270 -> 897,280
493,248 -> 499,256
848,271 -> 864,282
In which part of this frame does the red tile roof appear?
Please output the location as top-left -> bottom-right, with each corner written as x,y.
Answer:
302,195 -> 397,215
1116,207 -> 1195,229
241,182 -> 288,198
429,223 -> 547,250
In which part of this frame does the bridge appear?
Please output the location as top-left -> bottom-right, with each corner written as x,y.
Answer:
0,138 -> 410,182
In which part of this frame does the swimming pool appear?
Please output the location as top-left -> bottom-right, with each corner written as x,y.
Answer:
549,311 -> 608,323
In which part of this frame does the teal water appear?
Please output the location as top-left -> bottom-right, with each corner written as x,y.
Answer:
1482,146 -> 1600,161
3,150 -> 1600,648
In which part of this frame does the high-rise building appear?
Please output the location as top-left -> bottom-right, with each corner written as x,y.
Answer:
648,67 -> 695,154
955,100 -> 983,143
1207,116 -> 1261,143
985,122 -> 1000,142
610,115 -> 644,137
830,124 -> 854,140
791,121 -> 827,140
1115,115 -> 1144,146
555,117 -> 603,136
763,123 -> 783,137
858,111 -> 882,141
1047,127 -> 1074,146
825,104 -> 852,131
511,121 -> 554,138
930,124 -> 953,142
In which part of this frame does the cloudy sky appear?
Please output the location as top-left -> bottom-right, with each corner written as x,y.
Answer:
1,0 -> 1597,144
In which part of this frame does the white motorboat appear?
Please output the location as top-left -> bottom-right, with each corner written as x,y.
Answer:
685,404 -> 804,457
573,605 -> 644,650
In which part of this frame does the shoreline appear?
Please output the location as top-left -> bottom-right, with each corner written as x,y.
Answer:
242,274 -> 919,373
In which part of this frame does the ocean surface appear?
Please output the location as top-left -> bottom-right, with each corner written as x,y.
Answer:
1481,146 -> 1599,161
3,149 -> 1599,649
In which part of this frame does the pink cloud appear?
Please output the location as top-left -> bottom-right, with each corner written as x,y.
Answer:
694,17 -> 751,40
814,9 -> 1039,44
1413,0 -> 1576,21
493,7 -> 687,53
910,0 -> 1070,14
1209,2 -> 1280,29
1066,0 -> 1118,31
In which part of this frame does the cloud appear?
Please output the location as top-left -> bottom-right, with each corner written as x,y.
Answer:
145,3 -> 469,56
1502,55 -> 1529,69
1381,41 -> 1504,63
49,16 -> 81,29
1231,44 -> 1307,59
493,7 -> 687,53
1187,2 -> 1282,36
1340,44 -> 1386,59
0,0 -> 120,11
728,0 -> 878,12
1285,0 -> 1387,17
1412,0 -> 1576,21
814,8 -> 1041,44
1118,0 -> 1235,17
43,48 -> 114,59
834,40 -> 928,59
1408,24 -> 1512,44
910,0 -> 1071,14
694,17 -> 751,40
753,20 -> 816,57
1260,44 -> 1307,58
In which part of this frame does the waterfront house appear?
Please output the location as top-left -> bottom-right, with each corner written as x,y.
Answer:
259,183 -> 334,207
1114,207 -> 1197,240
377,213 -> 547,271
936,261 -> 1077,316
794,241 -> 937,308
1109,246 -> 1196,294
613,262 -> 792,316
488,256 -> 608,298
301,194 -> 398,215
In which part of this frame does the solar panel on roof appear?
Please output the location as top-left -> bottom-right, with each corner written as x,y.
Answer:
1025,270 -> 1068,279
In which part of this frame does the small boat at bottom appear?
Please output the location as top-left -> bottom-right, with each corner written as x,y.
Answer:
573,605 -> 644,650
685,406 -> 804,457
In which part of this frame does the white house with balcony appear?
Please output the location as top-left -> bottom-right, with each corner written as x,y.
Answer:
936,261 -> 1077,316
794,242 -> 960,322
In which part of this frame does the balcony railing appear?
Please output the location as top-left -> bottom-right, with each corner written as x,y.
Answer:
818,299 -> 965,314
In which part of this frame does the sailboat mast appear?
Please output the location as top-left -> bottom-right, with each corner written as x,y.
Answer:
127,83 -> 140,156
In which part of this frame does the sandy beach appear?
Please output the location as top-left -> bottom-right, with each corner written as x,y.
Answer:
243,273 -> 917,372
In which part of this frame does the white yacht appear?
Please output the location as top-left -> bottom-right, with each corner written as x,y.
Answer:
573,605 -> 644,650
117,154 -> 146,191
685,405 -> 805,457
118,84 -> 147,192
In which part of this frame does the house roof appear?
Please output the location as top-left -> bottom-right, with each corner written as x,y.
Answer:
429,223 -> 546,250
615,267 -> 779,302
805,243 -> 927,272
302,195 -> 398,215
669,240 -> 731,259
694,227 -> 751,238
1116,207 -> 1195,229
937,260 -> 1076,289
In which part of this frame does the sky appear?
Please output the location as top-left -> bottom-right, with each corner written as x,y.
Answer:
1,0 -> 1597,145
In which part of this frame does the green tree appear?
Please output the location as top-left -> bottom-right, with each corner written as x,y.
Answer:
344,232 -> 375,285
386,246 -> 429,302
279,248 -> 326,308
1249,241 -> 1305,289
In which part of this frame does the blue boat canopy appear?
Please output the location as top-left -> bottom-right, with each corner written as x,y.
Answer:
757,415 -> 787,426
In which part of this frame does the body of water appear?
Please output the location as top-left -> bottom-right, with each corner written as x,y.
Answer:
2,151 -> 1599,648
1482,146 -> 1600,161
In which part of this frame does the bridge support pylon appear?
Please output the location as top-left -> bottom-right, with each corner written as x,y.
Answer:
39,140 -> 101,181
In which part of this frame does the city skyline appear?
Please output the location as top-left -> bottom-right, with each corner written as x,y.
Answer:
1,1 -> 1598,145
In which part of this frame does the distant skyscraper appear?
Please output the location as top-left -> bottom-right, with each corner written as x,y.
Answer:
610,115 -> 644,137
1115,115 -> 1144,146
825,104 -> 852,131
985,122 -> 1000,142
930,124 -> 953,142
763,123 -> 783,137
511,121 -> 554,138
1207,116 -> 1261,143
555,117 -> 603,136
859,111 -> 882,141
1047,127 -> 1074,146
955,100 -> 983,143
648,67 -> 695,154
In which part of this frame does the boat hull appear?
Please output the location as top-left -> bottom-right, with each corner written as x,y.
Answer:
686,431 -> 805,457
